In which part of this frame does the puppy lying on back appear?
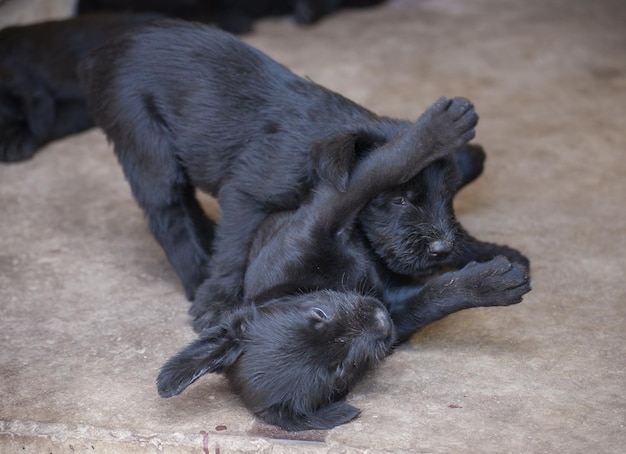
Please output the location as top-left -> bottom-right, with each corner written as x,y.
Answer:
78,21 -> 528,329
0,13 -> 161,162
157,98 -> 531,431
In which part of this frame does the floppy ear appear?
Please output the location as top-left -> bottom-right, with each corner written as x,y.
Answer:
311,129 -> 386,192
22,87 -> 55,139
311,133 -> 358,192
157,310 -> 252,398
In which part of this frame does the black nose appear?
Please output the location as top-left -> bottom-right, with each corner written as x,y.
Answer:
429,240 -> 453,258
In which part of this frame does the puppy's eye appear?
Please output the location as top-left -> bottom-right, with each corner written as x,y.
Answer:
311,307 -> 329,320
392,197 -> 407,206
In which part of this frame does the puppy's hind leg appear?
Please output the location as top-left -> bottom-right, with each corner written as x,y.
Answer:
113,121 -> 214,301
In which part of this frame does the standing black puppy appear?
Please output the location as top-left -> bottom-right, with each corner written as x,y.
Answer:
0,13 -> 162,163
79,21 -> 527,323
157,97 -> 531,430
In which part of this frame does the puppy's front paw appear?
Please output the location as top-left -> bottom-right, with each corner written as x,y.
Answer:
462,256 -> 531,306
419,96 -> 479,161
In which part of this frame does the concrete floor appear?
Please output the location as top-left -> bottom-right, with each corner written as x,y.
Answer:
1,0 -> 625,452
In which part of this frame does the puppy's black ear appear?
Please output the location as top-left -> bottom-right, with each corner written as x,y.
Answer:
157,309 -> 252,398
22,87 -> 54,139
311,129 -> 385,192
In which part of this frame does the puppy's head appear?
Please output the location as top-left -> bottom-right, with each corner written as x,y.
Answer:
157,290 -> 394,431
359,145 -> 485,276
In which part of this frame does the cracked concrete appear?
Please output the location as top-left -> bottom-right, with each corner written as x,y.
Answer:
1,0 -> 625,452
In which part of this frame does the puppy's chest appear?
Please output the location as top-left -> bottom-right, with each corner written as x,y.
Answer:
300,239 -> 376,292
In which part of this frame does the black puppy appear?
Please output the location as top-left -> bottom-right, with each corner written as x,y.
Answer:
78,21 -> 527,324
0,13 -> 162,162
157,97 -> 531,430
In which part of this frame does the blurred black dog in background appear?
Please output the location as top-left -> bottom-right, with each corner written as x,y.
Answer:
0,13 -> 161,163
76,0 -> 386,34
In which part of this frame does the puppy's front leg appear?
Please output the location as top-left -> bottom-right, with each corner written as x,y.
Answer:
350,97 -> 478,197
386,256 -> 531,342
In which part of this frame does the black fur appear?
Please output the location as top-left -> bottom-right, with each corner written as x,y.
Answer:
76,0 -> 387,34
0,13 -> 162,163
78,23 -> 531,430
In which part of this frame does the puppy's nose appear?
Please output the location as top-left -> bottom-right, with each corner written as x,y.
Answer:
429,240 -> 453,258
373,307 -> 393,338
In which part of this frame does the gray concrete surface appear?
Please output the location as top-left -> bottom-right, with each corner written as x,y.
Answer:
1,0 -> 625,452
